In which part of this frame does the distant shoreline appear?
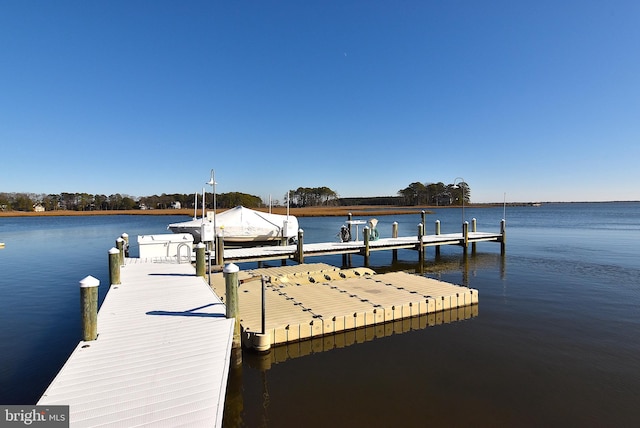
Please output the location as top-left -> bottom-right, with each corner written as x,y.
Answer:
1,201 -> 635,218
0,206 -> 429,218
0,205 -> 481,218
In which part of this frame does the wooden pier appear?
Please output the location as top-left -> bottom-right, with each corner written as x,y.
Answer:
216,220 -> 505,265
38,260 -> 234,427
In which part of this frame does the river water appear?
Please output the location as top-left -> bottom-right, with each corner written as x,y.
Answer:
1,203 -> 639,427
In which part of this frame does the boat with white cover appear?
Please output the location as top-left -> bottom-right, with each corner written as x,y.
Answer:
168,205 -> 299,245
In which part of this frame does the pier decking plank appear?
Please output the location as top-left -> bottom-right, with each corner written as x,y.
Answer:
38,260 -> 234,428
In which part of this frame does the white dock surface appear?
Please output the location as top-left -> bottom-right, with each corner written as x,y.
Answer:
38,260 -> 234,427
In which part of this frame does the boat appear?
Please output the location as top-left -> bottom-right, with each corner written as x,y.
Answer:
168,205 -> 299,245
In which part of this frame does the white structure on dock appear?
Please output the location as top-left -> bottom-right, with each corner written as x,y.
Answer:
137,233 -> 193,261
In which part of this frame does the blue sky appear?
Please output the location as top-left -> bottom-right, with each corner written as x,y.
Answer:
2,1 -> 639,203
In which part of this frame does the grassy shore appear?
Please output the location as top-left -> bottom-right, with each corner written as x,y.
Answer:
0,205 -> 446,218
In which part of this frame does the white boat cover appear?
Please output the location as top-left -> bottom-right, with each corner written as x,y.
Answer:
168,206 -> 299,243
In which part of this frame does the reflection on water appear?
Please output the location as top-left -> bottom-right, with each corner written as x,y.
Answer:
248,305 -> 478,371
225,305 -> 478,427
373,249 -> 506,286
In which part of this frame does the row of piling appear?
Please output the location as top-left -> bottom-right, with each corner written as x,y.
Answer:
80,233 -> 245,351
80,234 -> 129,342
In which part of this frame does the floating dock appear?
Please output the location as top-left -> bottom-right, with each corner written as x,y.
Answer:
38,260 -> 234,427
208,263 -> 478,350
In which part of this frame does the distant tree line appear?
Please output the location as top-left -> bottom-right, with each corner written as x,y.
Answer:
287,187 -> 340,207
397,181 -> 470,206
0,191 -> 263,212
0,181 -> 471,212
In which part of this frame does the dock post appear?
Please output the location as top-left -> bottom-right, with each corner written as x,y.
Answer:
108,247 -> 121,286
347,213 -> 353,241
417,223 -> 425,263
121,233 -> 129,257
116,237 -> 125,266
215,234 -> 224,266
500,219 -> 507,253
435,220 -> 441,257
195,242 -> 206,278
363,226 -> 370,266
462,221 -> 469,251
435,220 -> 441,235
224,263 -> 241,349
296,229 -> 304,263
421,211 -> 427,231
471,218 -> 477,253
80,275 -> 100,341
392,222 -> 398,262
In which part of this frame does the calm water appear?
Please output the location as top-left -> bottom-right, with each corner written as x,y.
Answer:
1,204 -> 639,427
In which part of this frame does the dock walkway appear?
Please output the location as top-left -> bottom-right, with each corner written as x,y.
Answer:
221,231 -> 503,263
38,259 -> 234,427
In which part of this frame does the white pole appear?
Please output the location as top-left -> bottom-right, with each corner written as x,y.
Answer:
193,192 -> 197,220
213,172 -> 217,236
202,187 -> 205,220
207,169 -> 217,245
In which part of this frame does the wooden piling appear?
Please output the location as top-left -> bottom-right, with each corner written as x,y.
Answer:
347,213 -> 353,241
417,223 -> 425,263
363,226 -> 370,266
121,233 -> 129,257
215,234 -> 224,266
195,242 -> 206,278
471,218 -> 477,252
80,275 -> 100,341
116,237 -> 124,266
435,219 -> 441,257
462,221 -> 469,251
392,222 -> 398,262
224,263 -> 241,349
500,219 -> 507,253
109,247 -> 121,286
296,229 -> 304,263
